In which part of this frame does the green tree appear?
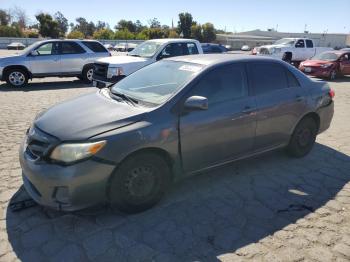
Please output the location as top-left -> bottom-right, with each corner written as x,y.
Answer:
96,21 -> 107,30
147,27 -> 166,39
67,30 -> 84,39
54,11 -> 68,37
0,9 -> 10,26
177,12 -> 193,38
0,25 -> 23,37
114,29 -> 135,40
73,17 -> 95,37
135,30 -> 148,40
115,19 -> 136,32
93,28 -> 114,39
35,13 -> 60,38
190,24 -> 202,41
148,18 -> 161,28
168,29 -> 179,38
135,20 -> 145,33
202,23 -> 216,42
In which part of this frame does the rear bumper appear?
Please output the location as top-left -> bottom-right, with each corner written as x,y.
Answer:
317,101 -> 334,134
19,138 -> 115,211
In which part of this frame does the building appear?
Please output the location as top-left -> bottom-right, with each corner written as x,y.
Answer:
217,29 -> 350,50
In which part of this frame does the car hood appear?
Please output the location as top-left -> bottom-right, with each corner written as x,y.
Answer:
97,55 -> 149,66
302,60 -> 336,66
34,90 -> 149,141
0,54 -> 24,64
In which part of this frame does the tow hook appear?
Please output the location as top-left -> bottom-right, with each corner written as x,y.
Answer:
9,199 -> 37,212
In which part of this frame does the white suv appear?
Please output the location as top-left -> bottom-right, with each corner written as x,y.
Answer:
92,39 -> 203,88
0,39 -> 110,87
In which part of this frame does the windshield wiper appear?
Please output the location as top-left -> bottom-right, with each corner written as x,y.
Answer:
128,54 -> 140,57
110,90 -> 138,106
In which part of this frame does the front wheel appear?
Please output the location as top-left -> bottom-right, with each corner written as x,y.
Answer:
286,117 -> 318,158
329,70 -> 337,81
108,153 -> 171,213
5,69 -> 28,88
82,65 -> 94,83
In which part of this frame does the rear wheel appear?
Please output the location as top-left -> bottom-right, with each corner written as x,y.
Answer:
82,65 -> 94,83
329,70 -> 337,80
108,153 -> 171,213
5,68 -> 28,88
287,117 -> 318,158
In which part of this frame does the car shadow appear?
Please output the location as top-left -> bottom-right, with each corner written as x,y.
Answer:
0,79 -> 93,92
6,143 -> 350,261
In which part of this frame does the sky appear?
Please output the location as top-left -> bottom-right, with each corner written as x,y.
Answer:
1,0 -> 349,34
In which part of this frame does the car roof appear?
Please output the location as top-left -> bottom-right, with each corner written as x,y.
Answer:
147,38 -> 199,43
167,54 -> 281,66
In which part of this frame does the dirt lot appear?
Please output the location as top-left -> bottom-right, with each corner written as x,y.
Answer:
0,51 -> 349,261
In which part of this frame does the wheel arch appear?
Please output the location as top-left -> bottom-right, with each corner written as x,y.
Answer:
105,146 -> 176,201
292,112 -> 320,135
2,65 -> 32,80
82,63 -> 94,73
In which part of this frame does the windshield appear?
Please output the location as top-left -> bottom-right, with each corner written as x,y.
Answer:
274,39 -> 295,46
312,52 -> 339,61
128,41 -> 163,58
111,61 -> 203,105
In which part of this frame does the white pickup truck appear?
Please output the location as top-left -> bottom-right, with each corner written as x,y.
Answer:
92,38 -> 203,88
256,38 -> 333,65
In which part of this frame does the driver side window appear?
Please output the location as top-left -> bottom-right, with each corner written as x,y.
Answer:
159,43 -> 184,59
36,42 -> 59,55
295,40 -> 305,48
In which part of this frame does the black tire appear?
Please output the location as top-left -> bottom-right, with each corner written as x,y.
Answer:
82,65 -> 94,83
282,52 -> 292,64
287,117 -> 318,158
77,76 -> 83,81
108,153 -> 171,213
5,68 -> 28,88
329,70 -> 337,81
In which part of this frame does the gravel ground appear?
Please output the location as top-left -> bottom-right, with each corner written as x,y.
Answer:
0,51 -> 349,261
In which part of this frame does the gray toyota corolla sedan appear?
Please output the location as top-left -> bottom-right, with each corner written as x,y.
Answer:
19,54 -> 334,213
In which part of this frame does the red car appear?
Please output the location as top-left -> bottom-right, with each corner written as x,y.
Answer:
299,51 -> 350,80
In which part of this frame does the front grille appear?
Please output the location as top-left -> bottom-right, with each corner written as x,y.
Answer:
25,126 -> 56,161
259,48 -> 270,55
93,63 -> 108,78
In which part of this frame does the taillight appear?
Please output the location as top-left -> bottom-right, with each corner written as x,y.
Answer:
329,89 -> 335,99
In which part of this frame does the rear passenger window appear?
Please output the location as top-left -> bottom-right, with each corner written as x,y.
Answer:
186,43 -> 199,55
81,41 -> 108,53
251,63 -> 288,95
61,42 -> 85,54
286,70 -> 300,87
306,40 -> 314,48
190,64 -> 247,105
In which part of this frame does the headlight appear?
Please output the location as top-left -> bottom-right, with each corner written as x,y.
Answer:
107,67 -> 124,78
320,63 -> 333,68
50,141 -> 106,164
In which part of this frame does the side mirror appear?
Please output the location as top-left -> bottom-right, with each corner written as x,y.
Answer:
30,50 -> 39,56
184,96 -> 208,111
